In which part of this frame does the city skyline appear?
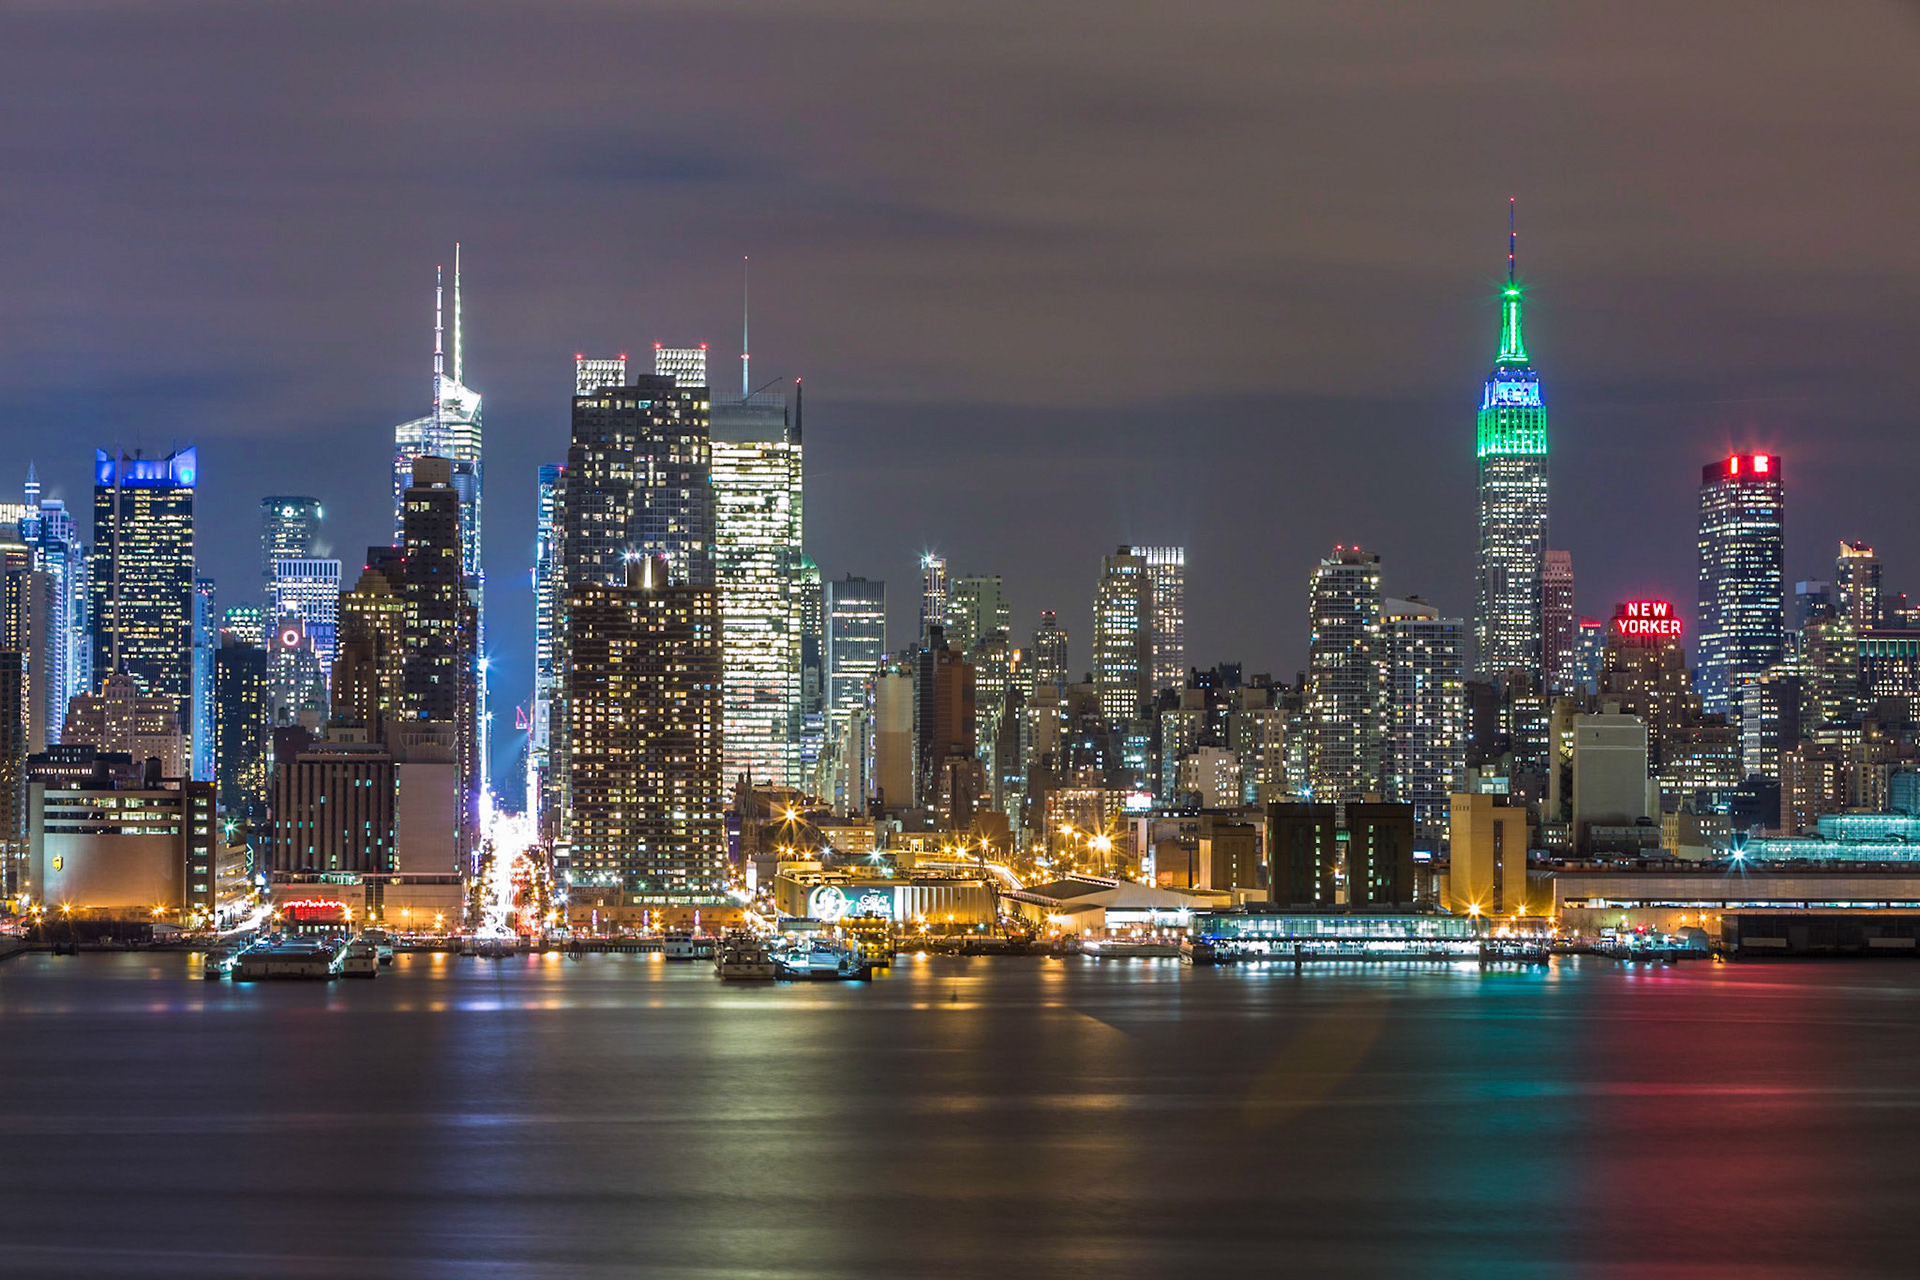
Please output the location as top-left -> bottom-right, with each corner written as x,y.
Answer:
5,4 -> 1918,775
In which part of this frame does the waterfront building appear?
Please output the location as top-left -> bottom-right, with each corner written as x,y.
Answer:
1473,214 -> 1549,685
28,777 -> 219,922
826,576 -> 885,732
1094,549 -> 1154,724
1447,793 -> 1529,915
920,553 -> 948,640
1345,802 -> 1419,908
1306,545 -> 1385,802
1266,801 -> 1337,909
710,383 -> 803,788
90,446 -> 196,715
270,735 -> 397,875
1836,540 -> 1882,632
565,556 -> 724,911
1122,546 -> 1186,694
1696,453 -> 1786,718
948,574 -> 1010,654
1384,599 -> 1467,844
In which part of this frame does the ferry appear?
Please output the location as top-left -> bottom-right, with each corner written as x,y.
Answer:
202,947 -> 239,979
360,928 -> 396,965
340,939 -> 380,978
234,936 -> 343,981
771,938 -> 873,981
1082,938 -> 1184,959
661,930 -> 717,961
714,933 -> 778,980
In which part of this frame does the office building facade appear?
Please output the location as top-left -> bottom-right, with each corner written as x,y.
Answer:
90,447 -> 196,712
1696,453 -> 1785,718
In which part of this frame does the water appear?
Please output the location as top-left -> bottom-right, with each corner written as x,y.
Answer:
3,952 -> 1918,1279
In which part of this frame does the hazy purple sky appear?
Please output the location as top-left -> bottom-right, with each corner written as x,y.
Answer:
3,1 -> 1918,775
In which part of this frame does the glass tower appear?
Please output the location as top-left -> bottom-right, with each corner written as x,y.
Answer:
920,553 -> 948,640
1122,545 -> 1186,693
1473,224 -> 1549,684
90,447 -> 196,710
529,462 -> 562,820
1307,545 -> 1386,802
826,575 -> 886,730
710,384 -> 803,788
1093,548 -> 1153,724
260,496 -> 322,611
1696,453 -> 1785,718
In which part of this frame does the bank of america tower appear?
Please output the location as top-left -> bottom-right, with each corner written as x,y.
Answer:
1473,206 -> 1549,685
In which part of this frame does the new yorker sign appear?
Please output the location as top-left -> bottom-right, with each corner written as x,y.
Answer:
1613,600 -> 1681,644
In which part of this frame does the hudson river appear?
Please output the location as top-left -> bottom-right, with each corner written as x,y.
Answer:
3,952 -> 1918,1278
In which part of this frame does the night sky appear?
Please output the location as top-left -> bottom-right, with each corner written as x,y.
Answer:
4,2 -> 1918,782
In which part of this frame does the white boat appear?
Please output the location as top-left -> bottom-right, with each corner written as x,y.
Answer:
360,928 -> 396,965
202,947 -> 237,979
1083,938 -> 1184,959
234,937 -> 342,981
340,939 -> 380,978
661,930 -> 716,961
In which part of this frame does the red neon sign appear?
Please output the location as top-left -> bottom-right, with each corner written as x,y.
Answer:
1613,600 -> 1681,641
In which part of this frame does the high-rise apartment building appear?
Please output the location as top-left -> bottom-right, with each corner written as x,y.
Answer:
1696,453 -> 1785,718
653,343 -> 708,389
565,556 -> 724,909
214,635 -> 269,839
796,556 -> 825,775
710,383 -> 803,788
1306,545 -> 1385,802
1384,599 -> 1467,843
948,575 -> 1010,653
260,496 -> 321,610
1473,216 -> 1549,684
826,575 -> 885,730
1836,540 -> 1882,632
575,354 -> 627,396
332,561 -> 406,736
90,447 -> 196,716
1094,549 -> 1154,724
919,553 -> 948,641
1122,545 -> 1186,693
561,372 -> 714,590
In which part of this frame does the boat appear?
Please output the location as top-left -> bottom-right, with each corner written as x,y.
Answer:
771,938 -> 872,981
714,933 -> 777,980
340,939 -> 380,978
234,936 -> 343,981
1083,938 -> 1184,959
360,928 -> 396,965
660,930 -> 716,961
202,947 -> 239,979
473,936 -> 520,959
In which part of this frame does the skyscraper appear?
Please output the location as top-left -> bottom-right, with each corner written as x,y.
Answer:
90,447 -> 196,715
391,252 -> 486,804
653,343 -> 709,389
565,556 -> 724,911
1696,452 -> 1785,718
1473,208 -> 1549,684
1122,545 -> 1186,692
1306,545 -> 1386,802
1543,549 -> 1574,689
1093,549 -> 1153,724
948,574 -> 1010,653
191,577 -> 216,781
710,381 -> 803,788
1835,540 -> 1882,632
1384,598 -> 1467,843
826,576 -> 886,730
1031,610 -> 1068,696
213,634 -> 270,848
260,496 -> 321,611
270,557 -> 341,682
332,559 -> 406,736
529,462 -> 562,820
19,472 -> 90,742
400,457 -> 478,864
920,553 -> 948,639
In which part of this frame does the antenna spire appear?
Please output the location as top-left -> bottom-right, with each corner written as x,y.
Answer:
433,265 -> 445,391
1507,197 -> 1517,286
453,242 -> 464,387
741,255 -> 750,400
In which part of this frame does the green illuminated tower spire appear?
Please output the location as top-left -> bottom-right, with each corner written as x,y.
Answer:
1473,199 -> 1549,684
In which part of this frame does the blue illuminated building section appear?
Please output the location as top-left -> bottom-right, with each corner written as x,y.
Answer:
97,446 -> 197,488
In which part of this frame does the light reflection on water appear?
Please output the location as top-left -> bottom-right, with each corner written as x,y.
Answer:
2,953 -> 1916,1278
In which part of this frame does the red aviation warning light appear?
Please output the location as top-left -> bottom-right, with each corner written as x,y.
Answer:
1613,600 -> 1682,644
